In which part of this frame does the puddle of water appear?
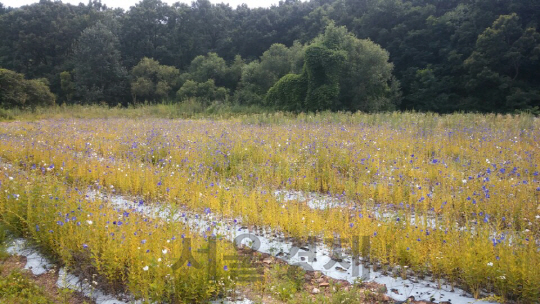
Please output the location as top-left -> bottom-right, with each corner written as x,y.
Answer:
102,193 -> 497,304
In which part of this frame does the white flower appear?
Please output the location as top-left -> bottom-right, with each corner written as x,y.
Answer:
8,176 -> 13,180
487,262 -> 493,266
143,266 -> 149,271
462,179 -> 467,184
158,258 -> 162,262
162,249 -> 168,254
498,275 -> 506,280
86,220 -> 93,225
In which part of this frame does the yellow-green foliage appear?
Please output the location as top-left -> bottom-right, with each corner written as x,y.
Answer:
0,112 -> 538,302
0,171 -> 238,303
0,271 -> 55,304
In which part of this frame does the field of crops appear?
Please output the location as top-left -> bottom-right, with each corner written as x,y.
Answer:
0,112 -> 539,303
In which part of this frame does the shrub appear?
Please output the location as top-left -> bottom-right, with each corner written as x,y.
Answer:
0,69 -> 55,109
176,79 -> 228,106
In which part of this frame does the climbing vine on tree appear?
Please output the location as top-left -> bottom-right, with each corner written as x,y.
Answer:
266,24 -> 397,112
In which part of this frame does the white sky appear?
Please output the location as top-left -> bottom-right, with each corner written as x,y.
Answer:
2,0 -> 283,10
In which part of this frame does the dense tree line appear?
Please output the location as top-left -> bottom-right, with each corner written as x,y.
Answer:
0,0 -> 538,112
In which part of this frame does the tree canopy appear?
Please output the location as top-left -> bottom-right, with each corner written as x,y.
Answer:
0,0 -> 538,112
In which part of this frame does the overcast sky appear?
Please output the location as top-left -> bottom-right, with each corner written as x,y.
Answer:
2,0 -> 284,10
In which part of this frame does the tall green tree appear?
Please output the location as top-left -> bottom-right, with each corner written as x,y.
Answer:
235,42 -> 305,105
464,13 -> 540,111
184,53 -> 229,87
119,0 -> 178,68
60,71 -> 75,103
267,24 -> 399,112
130,57 -> 180,103
0,0 -> 97,96
73,21 -> 129,104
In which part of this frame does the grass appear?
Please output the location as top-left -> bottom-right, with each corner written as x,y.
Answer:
0,101 -> 271,121
0,110 -> 538,302
0,223 -> 80,304
0,270 -> 56,304
0,171 -> 239,303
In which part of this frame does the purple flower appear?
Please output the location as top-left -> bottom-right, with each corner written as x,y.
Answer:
83,244 -> 88,249
57,221 -> 64,226
141,239 -> 147,244
224,265 -> 228,271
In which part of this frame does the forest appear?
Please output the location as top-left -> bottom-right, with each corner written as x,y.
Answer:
0,0 -> 539,113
